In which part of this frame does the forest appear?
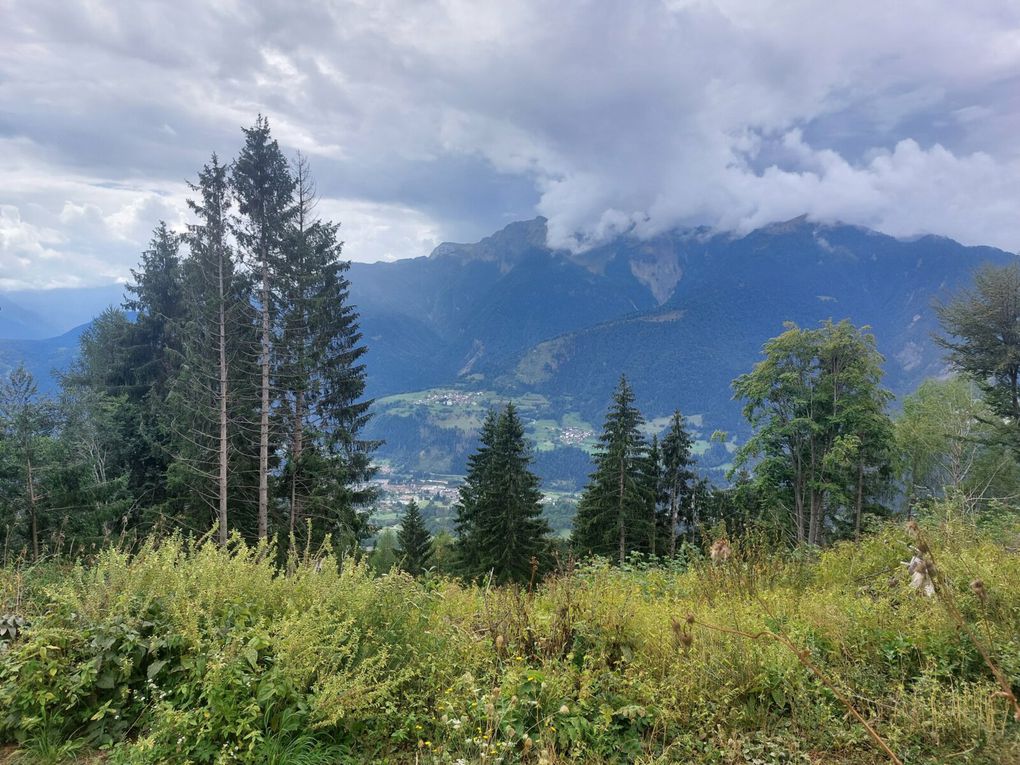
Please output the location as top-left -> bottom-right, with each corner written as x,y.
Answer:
1,120 -> 1019,764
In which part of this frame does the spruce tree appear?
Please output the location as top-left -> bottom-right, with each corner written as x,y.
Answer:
477,404 -> 550,585
120,223 -> 186,516
397,500 -> 433,576
453,409 -> 499,576
455,405 -> 550,584
231,116 -> 296,540
641,435 -> 665,556
660,410 -> 695,557
573,375 -> 649,564
278,154 -> 376,550
169,154 -> 258,543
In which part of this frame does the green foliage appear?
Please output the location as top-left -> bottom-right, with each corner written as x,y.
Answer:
734,320 -> 894,545
574,375 -> 653,563
895,377 -> 1020,513
455,404 -> 551,584
0,518 -> 1018,763
4,119 -> 376,555
936,262 -> 1020,445
397,500 -> 433,576
659,409 -> 696,557
368,528 -> 398,575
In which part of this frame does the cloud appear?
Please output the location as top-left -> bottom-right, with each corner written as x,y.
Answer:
2,0 -> 1019,287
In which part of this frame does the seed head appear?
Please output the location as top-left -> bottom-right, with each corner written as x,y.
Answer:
710,538 -> 732,563
970,579 -> 987,603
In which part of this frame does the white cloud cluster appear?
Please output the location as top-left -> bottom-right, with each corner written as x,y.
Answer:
1,0 -> 1018,287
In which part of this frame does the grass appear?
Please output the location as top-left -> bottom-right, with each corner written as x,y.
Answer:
1,517 -> 1018,763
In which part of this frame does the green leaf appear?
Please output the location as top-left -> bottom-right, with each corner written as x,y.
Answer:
147,659 -> 168,679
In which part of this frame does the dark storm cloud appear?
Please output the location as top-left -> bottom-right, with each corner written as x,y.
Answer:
1,0 -> 1018,288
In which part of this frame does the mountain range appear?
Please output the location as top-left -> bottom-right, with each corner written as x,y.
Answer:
1,217 -> 1014,485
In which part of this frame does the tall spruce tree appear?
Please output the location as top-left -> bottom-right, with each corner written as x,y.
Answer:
231,116 -> 296,540
397,500 -> 433,576
573,375 -> 650,564
641,435 -> 665,556
453,409 -> 499,575
120,223 -> 186,516
660,410 -> 695,557
278,154 -> 376,549
455,405 -> 550,584
169,154 -> 258,542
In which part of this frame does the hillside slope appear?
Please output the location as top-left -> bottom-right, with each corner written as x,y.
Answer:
1,218 -> 1014,482
354,217 -> 1015,478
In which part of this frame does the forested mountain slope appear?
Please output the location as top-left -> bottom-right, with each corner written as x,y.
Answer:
3,217 -> 1014,478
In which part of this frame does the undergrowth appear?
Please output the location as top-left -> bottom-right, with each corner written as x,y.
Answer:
1,515 -> 1018,764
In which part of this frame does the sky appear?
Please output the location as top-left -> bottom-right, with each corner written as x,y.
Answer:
1,0 -> 1019,289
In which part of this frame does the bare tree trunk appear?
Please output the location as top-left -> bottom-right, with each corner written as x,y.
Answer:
808,443 -> 820,545
258,258 -> 270,541
809,491 -> 821,547
618,458 -> 626,566
218,251 -> 229,545
793,451 -> 805,544
289,391 -> 304,536
26,454 -> 38,561
668,487 -> 679,558
690,486 -> 699,543
854,460 -> 864,540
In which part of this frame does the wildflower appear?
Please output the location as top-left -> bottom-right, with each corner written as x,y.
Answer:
495,634 -> 505,651
558,704 -> 570,714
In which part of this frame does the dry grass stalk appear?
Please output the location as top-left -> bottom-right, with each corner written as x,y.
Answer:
691,614 -> 904,765
906,520 -> 1020,723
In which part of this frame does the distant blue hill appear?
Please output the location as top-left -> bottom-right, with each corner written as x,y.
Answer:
0,284 -> 124,340
0,322 -> 91,394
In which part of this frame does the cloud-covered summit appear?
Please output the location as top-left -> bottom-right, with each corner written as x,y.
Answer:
2,0 -> 1019,288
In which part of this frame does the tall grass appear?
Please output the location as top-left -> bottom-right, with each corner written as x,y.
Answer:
1,515 -> 1018,764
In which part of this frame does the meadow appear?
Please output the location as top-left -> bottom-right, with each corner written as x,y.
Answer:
1,511 -> 1018,764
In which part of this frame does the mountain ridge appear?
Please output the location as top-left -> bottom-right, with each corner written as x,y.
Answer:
2,217 -> 1015,482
